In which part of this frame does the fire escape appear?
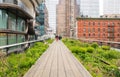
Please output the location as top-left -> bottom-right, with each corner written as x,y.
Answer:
107,22 -> 115,41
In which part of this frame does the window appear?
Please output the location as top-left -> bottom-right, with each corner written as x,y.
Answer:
0,33 -> 7,46
93,33 -> 95,36
8,13 -> 16,30
118,22 -> 120,26
17,17 -> 26,32
98,33 -> 100,37
98,28 -> 100,32
93,22 -> 95,25
17,34 -> 25,43
0,10 -> 8,30
83,34 -> 86,36
117,34 -> 120,37
88,28 -> 91,32
98,22 -> 100,26
108,22 -> 110,26
103,34 -> 105,36
88,34 -> 91,37
8,34 -> 16,45
112,22 -> 115,26
88,22 -> 91,25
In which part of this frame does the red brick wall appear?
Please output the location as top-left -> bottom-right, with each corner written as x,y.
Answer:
77,18 -> 120,42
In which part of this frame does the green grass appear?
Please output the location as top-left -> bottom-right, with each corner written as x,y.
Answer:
0,39 -> 54,77
62,38 -> 120,77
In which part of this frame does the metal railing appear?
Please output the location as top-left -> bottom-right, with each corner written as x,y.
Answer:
78,38 -> 120,49
0,37 -> 49,54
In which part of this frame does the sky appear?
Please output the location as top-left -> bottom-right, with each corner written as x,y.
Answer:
45,0 -> 59,33
99,0 -> 103,15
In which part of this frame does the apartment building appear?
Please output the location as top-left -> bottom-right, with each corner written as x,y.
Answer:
77,18 -> 120,42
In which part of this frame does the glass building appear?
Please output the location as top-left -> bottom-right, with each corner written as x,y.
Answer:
102,0 -> 120,15
79,0 -> 99,17
0,0 -> 42,53
36,3 -> 45,37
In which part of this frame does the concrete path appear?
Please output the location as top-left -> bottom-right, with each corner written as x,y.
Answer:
24,41 -> 92,77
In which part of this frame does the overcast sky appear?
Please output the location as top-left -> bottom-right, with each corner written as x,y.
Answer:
45,0 -> 58,33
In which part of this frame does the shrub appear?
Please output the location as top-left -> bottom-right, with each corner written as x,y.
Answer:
79,47 -> 87,53
71,46 -> 86,54
102,45 -> 110,50
102,50 -> 120,59
87,47 -> 94,53
82,43 -> 90,47
91,42 -> 98,49
71,46 -> 80,54
113,68 -> 120,77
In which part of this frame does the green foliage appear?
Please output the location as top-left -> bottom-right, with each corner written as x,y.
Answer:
46,38 -> 54,44
91,42 -> 98,49
0,41 -> 49,77
62,38 -> 120,77
113,68 -> 120,77
87,47 -> 94,53
102,50 -> 120,59
102,45 -> 110,50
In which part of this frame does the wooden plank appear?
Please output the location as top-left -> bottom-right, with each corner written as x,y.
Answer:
60,42 -> 75,77
61,42 -> 92,77
49,42 -> 58,77
34,42 -> 56,77
57,42 -> 66,77
24,41 -> 92,77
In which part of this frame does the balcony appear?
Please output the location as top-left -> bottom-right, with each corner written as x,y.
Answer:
0,3 -> 33,19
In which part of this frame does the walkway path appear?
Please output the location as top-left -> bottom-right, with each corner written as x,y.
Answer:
24,41 -> 92,77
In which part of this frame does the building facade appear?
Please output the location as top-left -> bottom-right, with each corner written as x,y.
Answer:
36,2 -> 49,37
102,0 -> 120,15
79,0 -> 99,17
0,0 -> 43,52
77,18 -> 120,42
56,0 -> 79,37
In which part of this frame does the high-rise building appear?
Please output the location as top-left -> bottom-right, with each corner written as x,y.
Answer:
79,0 -> 99,17
102,0 -> 120,15
56,0 -> 79,37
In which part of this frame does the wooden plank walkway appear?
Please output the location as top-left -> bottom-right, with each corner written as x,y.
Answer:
23,41 -> 92,77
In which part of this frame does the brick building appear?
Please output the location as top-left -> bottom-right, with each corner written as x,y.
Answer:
77,18 -> 120,42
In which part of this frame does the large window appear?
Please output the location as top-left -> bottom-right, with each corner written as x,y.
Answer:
0,10 -> 8,30
17,34 -> 25,43
8,13 -> 16,31
0,33 -> 7,46
17,17 -> 26,32
8,34 -> 16,45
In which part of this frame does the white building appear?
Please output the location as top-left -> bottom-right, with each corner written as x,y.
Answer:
102,0 -> 120,15
79,0 -> 99,17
